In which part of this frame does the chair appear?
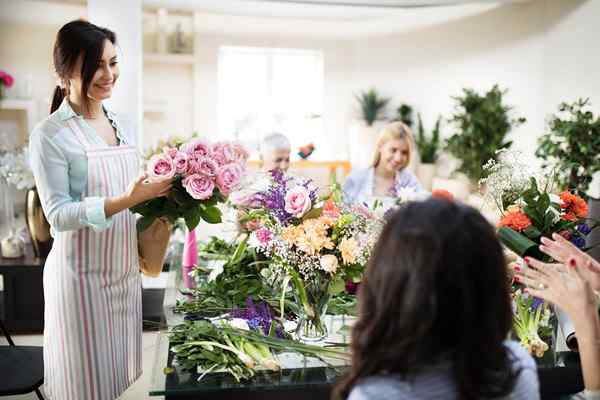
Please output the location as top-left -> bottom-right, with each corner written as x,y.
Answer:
0,319 -> 45,400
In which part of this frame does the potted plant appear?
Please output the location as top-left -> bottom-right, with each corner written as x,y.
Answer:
536,98 -> 600,199
536,98 -> 600,261
0,70 -> 14,100
444,85 -> 526,190
349,88 -> 390,168
394,103 -> 413,128
415,113 -> 441,190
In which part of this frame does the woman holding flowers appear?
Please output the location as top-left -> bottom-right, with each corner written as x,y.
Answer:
335,199 -> 539,400
343,121 -> 423,207
29,20 -> 171,400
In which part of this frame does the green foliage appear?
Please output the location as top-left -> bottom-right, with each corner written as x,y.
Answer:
445,85 -> 526,183
536,98 -> 600,198
415,113 -> 441,164
173,237 -> 277,317
131,178 -> 224,232
355,88 -> 389,126
394,103 -> 413,128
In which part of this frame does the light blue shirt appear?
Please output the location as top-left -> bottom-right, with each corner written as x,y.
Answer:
29,99 -> 136,237
348,341 -> 539,400
342,167 -> 424,206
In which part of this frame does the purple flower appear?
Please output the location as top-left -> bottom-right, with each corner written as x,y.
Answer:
345,281 -> 360,295
530,297 -> 544,311
229,297 -> 284,337
571,236 -> 586,249
253,170 -> 318,224
577,224 -> 592,235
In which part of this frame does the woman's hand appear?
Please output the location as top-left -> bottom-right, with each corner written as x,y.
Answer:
540,233 -> 600,291
515,257 -> 598,321
126,174 -> 173,206
104,174 -> 172,218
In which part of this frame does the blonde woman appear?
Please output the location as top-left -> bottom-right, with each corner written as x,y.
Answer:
343,121 -> 423,206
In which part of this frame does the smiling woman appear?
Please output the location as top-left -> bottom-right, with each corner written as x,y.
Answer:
28,19 -> 172,400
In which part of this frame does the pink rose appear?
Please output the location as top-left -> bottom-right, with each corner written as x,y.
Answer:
184,139 -> 212,159
231,143 -> 249,163
211,142 -> 230,166
163,146 -> 178,159
189,156 -> 219,177
216,163 -> 243,195
0,71 -> 14,88
147,154 -> 176,182
255,228 -> 273,246
173,151 -> 189,175
182,174 -> 215,200
284,185 -> 312,218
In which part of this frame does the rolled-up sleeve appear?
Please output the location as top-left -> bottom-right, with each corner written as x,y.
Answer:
29,128 -> 113,233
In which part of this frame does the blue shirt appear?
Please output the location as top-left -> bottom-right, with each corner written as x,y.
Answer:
342,167 -> 424,206
29,99 -> 136,236
348,341 -> 539,400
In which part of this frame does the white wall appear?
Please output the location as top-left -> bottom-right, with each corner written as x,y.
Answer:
0,1 -> 87,134
192,32 -> 354,160
350,0 -> 599,169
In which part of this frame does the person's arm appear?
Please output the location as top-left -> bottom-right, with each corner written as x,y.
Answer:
29,130 -> 171,232
517,257 -> 600,391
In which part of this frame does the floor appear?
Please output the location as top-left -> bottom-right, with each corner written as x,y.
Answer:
0,331 -> 164,400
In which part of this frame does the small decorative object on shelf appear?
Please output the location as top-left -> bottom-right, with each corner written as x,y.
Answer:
0,70 -> 14,100
297,143 -> 315,160
0,147 -> 51,258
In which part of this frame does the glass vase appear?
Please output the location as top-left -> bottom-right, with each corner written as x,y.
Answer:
292,274 -> 331,343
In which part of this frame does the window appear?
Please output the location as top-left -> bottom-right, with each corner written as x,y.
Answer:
217,46 -> 324,157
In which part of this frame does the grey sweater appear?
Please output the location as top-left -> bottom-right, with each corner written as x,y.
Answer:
348,341 -> 539,400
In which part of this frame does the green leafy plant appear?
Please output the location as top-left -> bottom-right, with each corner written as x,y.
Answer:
355,88 -> 389,126
536,98 -> 600,198
394,103 -> 413,128
445,85 -> 526,184
415,113 -> 441,164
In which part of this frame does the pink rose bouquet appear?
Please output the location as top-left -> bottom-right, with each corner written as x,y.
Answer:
131,136 -> 248,231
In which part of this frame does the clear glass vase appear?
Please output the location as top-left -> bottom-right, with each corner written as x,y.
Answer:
292,274 -> 331,343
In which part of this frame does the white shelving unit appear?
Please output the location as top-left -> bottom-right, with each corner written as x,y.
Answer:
142,7 -> 196,143
144,52 -> 194,65
0,99 -> 36,134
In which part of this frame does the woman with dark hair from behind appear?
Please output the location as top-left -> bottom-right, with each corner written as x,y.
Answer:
29,20 -> 171,399
334,199 -> 539,400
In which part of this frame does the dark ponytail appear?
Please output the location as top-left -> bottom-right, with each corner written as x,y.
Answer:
50,85 -> 65,114
51,19 -> 116,116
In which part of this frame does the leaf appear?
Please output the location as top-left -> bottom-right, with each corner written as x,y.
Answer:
302,206 -> 323,221
137,215 -> 156,232
184,211 -> 201,231
498,227 -> 540,258
199,205 -> 222,224
328,276 -> 345,295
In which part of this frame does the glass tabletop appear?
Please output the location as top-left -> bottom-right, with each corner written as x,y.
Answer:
149,267 -> 582,397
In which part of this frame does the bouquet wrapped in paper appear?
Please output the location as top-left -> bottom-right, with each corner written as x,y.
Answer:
131,137 -> 249,231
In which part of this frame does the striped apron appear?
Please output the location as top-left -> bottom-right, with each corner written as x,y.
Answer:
43,119 -> 142,400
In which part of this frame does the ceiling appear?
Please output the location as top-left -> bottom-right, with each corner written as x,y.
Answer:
142,0 -> 530,20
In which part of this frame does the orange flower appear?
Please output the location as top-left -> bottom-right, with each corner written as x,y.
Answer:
499,211 -> 532,232
431,189 -> 454,202
559,191 -> 588,218
322,198 -> 341,219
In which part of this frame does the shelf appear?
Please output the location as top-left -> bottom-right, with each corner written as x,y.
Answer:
0,99 -> 35,111
144,52 -> 194,65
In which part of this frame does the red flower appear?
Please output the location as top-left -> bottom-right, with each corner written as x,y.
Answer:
558,230 -> 572,240
0,70 -> 14,87
431,189 -> 454,202
499,211 -> 532,232
560,191 -> 588,219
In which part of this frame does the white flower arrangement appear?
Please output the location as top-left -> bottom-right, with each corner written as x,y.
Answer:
0,147 -> 35,190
